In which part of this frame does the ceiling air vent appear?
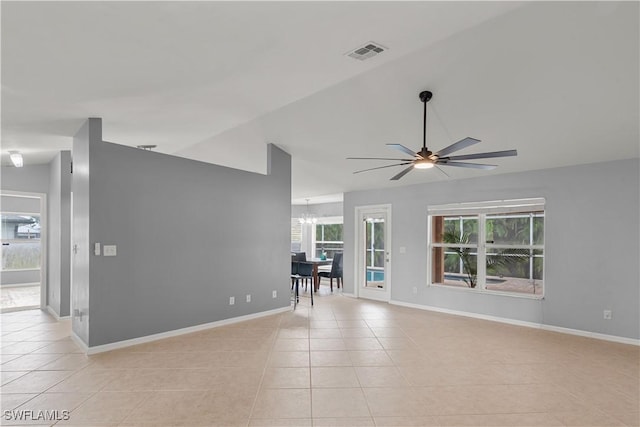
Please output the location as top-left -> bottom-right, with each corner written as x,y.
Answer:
346,42 -> 387,61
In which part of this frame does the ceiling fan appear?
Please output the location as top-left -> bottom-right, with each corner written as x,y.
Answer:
348,90 -> 517,180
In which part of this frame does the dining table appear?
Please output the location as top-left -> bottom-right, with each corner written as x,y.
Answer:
308,258 -> 332,292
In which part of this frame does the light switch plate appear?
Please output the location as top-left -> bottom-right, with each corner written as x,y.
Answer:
94,243 -> 101,256
103,245 -> 117,256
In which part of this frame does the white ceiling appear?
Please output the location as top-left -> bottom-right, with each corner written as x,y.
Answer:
2,2 -> 638,204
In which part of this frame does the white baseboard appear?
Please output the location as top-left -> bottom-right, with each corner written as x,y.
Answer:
46,306 -> 70,321
389,299 -> 639,346
539,324 -> 639,346
71,331 -> 89,353
340,292 -> 356,298
85,306 -> 291,355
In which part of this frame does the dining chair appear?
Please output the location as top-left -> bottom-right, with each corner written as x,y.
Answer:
293,252 -> 310,287
291,261 -> 314,308
296,261 -> 314,292
318,252 -> 343,291
291,261 -> 299,289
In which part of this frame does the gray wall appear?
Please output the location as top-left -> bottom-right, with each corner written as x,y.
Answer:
47,151 -> 72,317
292,201 -> 343,219
0,270 -> 40,287
1,164 -> 51,194
344,159 -> 640,340
72,118 -> 292,347
1,195 -> 41,213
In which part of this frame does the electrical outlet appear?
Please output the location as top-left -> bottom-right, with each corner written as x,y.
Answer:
272,290 -> 277,298
229,297 -> 235,306
603,310 -> 612,320
246,294 -> 251,303
412,286 -> 418,295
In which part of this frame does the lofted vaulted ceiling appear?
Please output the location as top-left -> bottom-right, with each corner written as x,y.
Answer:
2,2 -> 638,203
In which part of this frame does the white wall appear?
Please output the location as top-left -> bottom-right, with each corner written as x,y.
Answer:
47,151 -> 72,317
344,159 -> 639,340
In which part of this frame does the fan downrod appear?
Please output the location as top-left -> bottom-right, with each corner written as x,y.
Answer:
419,91 -> 433,103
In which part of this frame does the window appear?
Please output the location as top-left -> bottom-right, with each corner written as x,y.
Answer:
365,218 -> 385,283
314,221 -> 343,259
291,219 -> 302,253
429,199 -> 545,297
1,214 -> 42,270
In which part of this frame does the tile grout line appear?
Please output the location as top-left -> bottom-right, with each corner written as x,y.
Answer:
3,297 -> 639,426
308,306 -> 313,423
358,321 -> 377,425
2,312 -> 98,424
245,309 -> 287,425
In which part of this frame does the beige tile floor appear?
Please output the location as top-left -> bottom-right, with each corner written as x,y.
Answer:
1,285 -> 40,312
0,290 -> 638,426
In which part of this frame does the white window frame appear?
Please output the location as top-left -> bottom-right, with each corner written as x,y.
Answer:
1,210 -> 43,272
364,217 -> 386,273
290,218 -> 303,252
1,190 -> 47,309
427,198 -> 545,300
312,216 -> 343,258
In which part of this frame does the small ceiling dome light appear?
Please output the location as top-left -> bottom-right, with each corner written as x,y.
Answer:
9,151 -> 23,168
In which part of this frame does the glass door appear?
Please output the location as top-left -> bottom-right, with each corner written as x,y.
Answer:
1,211 -> 42,312
357,206 -> 391,302
364,215 -> 385,288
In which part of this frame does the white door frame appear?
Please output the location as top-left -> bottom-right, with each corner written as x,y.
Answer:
69,192 -> 73,315
0,190 -> 47,310
354,204 -> 392,302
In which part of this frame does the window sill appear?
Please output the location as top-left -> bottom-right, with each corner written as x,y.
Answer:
363,286 -> 387,292
428,283 -> 544,300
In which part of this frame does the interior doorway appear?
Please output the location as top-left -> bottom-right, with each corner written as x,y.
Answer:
1,191 -> 46,312
355,204 -> 391,302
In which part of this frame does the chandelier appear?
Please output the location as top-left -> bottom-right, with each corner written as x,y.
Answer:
298,199 -> 317,224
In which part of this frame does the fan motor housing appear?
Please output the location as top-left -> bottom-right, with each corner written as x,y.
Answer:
418,147 -> 433,158
419,91 -> 433,103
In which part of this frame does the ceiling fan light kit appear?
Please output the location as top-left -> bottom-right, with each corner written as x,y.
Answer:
348,90 -> 518,180
414,159 -> 434,169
